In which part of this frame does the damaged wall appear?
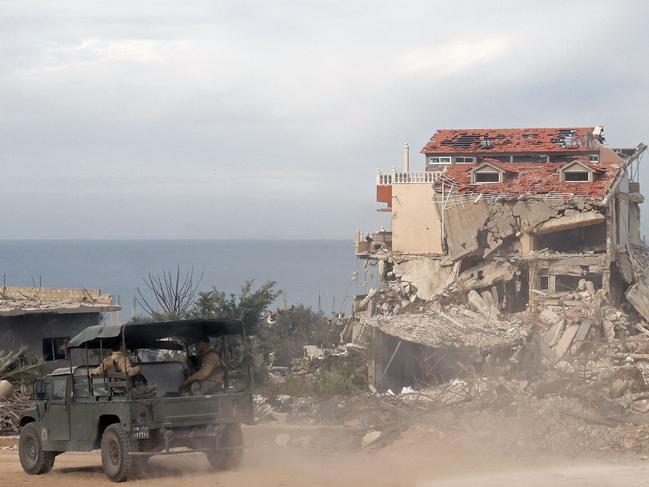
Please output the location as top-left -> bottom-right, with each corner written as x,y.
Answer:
443,199 -> 490,260
391,184 -> 443,254
392,257 -> 450,301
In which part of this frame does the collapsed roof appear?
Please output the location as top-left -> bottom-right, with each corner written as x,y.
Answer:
421,127 -> 599,154
0,287 -> 119,317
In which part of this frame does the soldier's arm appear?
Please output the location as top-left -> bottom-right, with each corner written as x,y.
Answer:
121,356 -> 141,377
186,353 -> 220,384
91,357 -> 110,376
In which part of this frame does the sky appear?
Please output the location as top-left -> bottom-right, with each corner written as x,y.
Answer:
1,1 -> 648,239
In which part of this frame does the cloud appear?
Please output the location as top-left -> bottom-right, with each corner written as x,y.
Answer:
398,38 -> 510,76
42,39 -> 166,69
0,1 -> 647,238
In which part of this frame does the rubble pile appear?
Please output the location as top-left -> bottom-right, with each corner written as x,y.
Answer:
342,240 -> 649,454
0,349 -> 42,435
0,390 -> 34,435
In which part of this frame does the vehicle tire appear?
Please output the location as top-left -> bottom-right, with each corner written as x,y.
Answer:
18,423 -> 55,475
206,423 -> 243,471
100,424 -> 139,482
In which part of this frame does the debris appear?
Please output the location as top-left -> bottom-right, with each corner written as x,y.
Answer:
361,430 -> 382,448
554,324 -> 579,361
275,433 -> 291,448
627,267 -> 649,322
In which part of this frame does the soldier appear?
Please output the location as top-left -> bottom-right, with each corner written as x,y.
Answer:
91,343 -> 141,378
183,336 -> 223,395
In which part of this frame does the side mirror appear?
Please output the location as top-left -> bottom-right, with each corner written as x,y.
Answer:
33,379 -> 48,401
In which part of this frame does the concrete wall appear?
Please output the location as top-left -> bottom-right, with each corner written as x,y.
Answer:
0,313 -> 102,371
391,184 -> 443,254
616,173 -> 630,246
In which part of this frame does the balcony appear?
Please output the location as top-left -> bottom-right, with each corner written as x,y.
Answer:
376,170 -> 442,186
355,230 -> 392,257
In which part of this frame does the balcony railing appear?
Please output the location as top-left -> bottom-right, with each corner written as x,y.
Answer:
376,170 -> 443,185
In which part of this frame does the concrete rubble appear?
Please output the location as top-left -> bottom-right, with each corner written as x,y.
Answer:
347,172 -> 649,452
0,287 -> 118,316
0,349 -> 40,435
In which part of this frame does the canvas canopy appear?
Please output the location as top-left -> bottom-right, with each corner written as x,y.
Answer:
67,319 -> 244,349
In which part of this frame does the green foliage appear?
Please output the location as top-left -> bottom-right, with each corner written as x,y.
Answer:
188,280 -> 281,384
259,305 -> 339,366
260,351 -> 367,398
189,280 -> 281,334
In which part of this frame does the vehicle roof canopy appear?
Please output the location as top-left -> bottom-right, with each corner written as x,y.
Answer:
67,319 -> 244,349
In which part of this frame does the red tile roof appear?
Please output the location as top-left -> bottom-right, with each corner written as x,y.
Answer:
469,158 -> 517,173
421,128 -> 597,154
438,149 -> 624,198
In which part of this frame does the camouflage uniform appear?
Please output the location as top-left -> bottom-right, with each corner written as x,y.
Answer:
187,348 -> 223,395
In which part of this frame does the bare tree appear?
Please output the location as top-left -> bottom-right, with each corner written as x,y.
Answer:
136,266 -> 204,319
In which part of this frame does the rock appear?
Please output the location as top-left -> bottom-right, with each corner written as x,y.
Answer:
539,309 -> 561,325
609,378 -> 628,398
304,345 -> 324,359
554,324 -> 580,361
0,380 -> 13,399
362,430 -> 382,448
275,433 -> 291,448
585,280 -> 596,295
272,412 -> 289,423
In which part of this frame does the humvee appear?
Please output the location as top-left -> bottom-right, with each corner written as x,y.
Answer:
18,319 -> 254,482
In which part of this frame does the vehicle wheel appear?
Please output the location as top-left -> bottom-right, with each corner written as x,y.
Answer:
18,423 -> 55,475
206,424 -> 243,471
100,424 -> 139,482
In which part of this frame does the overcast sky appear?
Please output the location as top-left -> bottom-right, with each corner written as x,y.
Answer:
1,1 -> 648,239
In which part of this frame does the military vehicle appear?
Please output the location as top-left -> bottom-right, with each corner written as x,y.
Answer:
18,319 -> 254,482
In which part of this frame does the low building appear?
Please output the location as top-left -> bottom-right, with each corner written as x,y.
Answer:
0,287 -> 120,370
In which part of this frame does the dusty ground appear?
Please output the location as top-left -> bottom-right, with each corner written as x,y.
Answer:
2,437 -> 649,487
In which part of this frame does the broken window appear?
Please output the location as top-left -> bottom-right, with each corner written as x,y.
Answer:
555,274 -> 602,292
43,337 -> 68,361
512,154 -> 547,163
563,171 -> 590,182
538,275 -> 549,290
428,156 -> 451,164
535,222 -> 606,253
480,138 -> 492,148
455,156 -> 475,163
549,155 -> 573,163
474,171 -> 501,184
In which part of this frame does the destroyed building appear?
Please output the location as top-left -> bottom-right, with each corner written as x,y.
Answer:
353,126 -> 648,391
0,287 -> 119,370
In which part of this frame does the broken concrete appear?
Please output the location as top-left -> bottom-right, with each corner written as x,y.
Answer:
627,267 -> 649,323
533,211 -> 606,235
443,199 -> 490,261
393,257 -> 450,300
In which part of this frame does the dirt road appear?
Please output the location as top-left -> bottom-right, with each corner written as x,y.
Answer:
2,444 -> 649,487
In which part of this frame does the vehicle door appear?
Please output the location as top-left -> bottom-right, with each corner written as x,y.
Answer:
69,372 -> 96,442
41,376 -> 70,441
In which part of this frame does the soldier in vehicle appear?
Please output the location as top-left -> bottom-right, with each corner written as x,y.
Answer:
182,336 -> 224,395
91,343 -> 141,378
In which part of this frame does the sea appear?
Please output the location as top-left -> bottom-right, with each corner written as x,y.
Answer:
0,240 -> 370,318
